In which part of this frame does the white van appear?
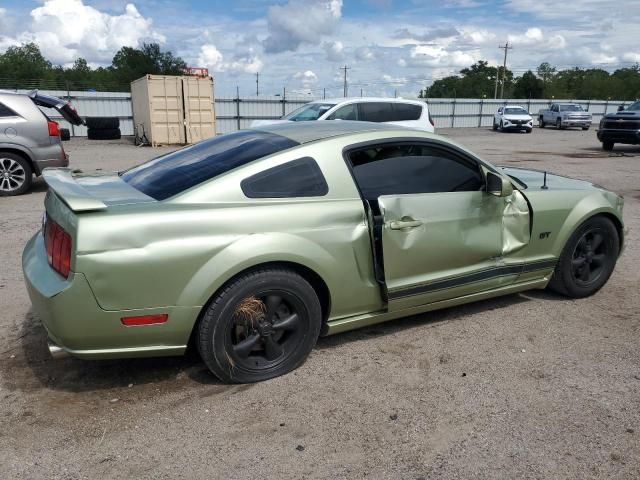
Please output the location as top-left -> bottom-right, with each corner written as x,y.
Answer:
251,97 -> 435,133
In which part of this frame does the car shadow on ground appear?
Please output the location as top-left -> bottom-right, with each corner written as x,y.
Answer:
15,291 -> 551,394
16,309 -> 224,395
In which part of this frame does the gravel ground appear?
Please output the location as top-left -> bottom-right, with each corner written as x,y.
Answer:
1,128 -> 639,479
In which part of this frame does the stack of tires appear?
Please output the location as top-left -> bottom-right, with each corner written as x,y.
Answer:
86,117 -> 121,140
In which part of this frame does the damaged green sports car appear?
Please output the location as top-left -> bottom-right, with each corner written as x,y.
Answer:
23,122 -> 625,383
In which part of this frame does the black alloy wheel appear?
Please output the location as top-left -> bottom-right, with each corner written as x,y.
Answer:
548,216 -> 619,298
197,268 -> 321,383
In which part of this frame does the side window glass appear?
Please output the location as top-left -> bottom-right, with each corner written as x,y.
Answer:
348,144 -> 483,201
327,104 -> 357,120
0,103 -> 17,117
391,103 -> 422,121
241,157 -> 329,198
357,102 -> 394,122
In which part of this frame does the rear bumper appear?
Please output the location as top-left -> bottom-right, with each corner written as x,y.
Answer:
597,129 -> 640,144
22,233 -> 196,360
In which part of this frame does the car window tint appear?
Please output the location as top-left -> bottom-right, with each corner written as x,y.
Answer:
349,144 -> 483,201
0,102 -> 17,117
327,104 -> 358,120
357,102 -> 394,122
122,130 -> 299,200
241,157 -> 328,198
392,103 -> 422,121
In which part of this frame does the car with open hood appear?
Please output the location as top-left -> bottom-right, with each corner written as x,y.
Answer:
0,90 -> 83,196
23,122 -> 625,383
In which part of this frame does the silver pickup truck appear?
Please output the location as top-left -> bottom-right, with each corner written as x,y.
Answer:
538,103 -> 592,130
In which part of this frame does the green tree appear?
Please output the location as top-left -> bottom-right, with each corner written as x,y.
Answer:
0,43 -> 52,85
111,43 -> 186,84
513,70 -> 544,98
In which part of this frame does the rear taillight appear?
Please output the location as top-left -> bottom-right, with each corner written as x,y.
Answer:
428,111 -> 435,127
44,217 -> 72,278
48,120 -> 60,137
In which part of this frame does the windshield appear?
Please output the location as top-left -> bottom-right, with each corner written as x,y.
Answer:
283,103 -> 336,121
121,130 -> 299,200
626,101 -> 640,111
560,104 -> 585,112
504,107 -> 528,115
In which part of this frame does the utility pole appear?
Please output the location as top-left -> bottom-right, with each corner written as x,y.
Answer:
498,41 -> 512,99
255,72 -> 259,96
340,65 -> 350,97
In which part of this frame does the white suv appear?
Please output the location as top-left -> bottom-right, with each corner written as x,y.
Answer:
251,97 -> 435,133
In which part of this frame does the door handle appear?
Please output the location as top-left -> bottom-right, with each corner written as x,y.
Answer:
389,217 -> 423,230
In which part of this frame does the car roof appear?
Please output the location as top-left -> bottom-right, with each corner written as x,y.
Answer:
503,105 -> 527,109
250,120 -> 409,144
309,97 -> 426,106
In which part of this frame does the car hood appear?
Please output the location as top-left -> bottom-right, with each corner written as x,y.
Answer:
603,110 -> 640,120
498,166 -> 598,191
503,114 -> 532,121
249,119 -> 292,127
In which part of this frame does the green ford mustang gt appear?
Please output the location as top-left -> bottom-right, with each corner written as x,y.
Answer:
23,122 -> 625,383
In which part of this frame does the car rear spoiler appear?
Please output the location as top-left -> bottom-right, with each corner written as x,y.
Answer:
42,168 -> 107,212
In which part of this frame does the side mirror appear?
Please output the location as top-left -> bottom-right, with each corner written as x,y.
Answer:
486,171 -> 513,197
617,105 -> 625,112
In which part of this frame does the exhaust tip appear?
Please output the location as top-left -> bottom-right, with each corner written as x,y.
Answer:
48,341 -> 70,360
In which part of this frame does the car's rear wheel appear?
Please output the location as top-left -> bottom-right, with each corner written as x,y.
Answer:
548,216 -> 619,298
602,141 -> 614,151
197,268 -> 322,383
0,153 -> 32,196
581,126 -> 590,131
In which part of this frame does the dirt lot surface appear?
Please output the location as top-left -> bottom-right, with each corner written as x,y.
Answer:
1,129 -> 639,479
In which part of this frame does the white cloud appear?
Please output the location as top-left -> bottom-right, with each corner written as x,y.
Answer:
0,0 -> 163,65
197,44 -> 223,69
293,70 -> 319,88
407,44 -> 478,68
507,27 -> 566,51
622,52 -> 640,63
263,0 -> 342,53
381,74 -> 407,87
355,46 -> 375,61
197,44 -> 263,74
323,40 -> 345,61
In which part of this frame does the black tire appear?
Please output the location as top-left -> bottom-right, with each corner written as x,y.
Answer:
499,120 -> 504,131
85,117 -> 119,130
197,268 -> 322,383
60,128 -> 71,141
0,152 -> 32,196
581,126 -> 590,131
556,118 -> 563,129
492,121 -> 498,131
526,128 -> 532,134
539,117 -> 546,128
602,141 -> 614,151
547,216 -> 619,298
87,128 -> 121,140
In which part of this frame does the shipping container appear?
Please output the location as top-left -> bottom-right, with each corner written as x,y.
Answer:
130,74 -> 215,146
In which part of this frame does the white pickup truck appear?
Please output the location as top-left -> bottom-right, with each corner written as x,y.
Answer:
538,103 -> 592,130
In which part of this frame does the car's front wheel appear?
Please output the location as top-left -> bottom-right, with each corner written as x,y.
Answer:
197,268 -> 322,383
602,141 -> 614,151
548,216 -> 619,298
539,117 -> 546,128
0,153 -> 32,196
556,118 -> 563,129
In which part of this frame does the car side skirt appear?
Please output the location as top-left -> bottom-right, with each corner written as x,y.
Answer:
324,276 -> 550,336
47,343 -> 187,360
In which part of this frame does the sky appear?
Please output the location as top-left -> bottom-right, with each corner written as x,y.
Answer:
0,0 -> 638,97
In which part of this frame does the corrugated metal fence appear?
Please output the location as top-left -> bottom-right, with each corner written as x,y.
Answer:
13,89 -> 629,137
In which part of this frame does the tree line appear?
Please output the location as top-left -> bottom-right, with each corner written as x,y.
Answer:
419,61 -> 640,100
0,42 -> 186,91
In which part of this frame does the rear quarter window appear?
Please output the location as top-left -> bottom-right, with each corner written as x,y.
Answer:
241,157 -> 328,198
391,103 -> 422,121
0,102 -> 17,117
121,130 -> 299,200
357,102 -> 394,122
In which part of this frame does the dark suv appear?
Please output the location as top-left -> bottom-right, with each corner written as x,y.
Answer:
597,101 -> 640,151
0,91 -> 83,196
